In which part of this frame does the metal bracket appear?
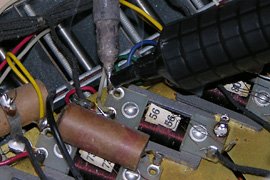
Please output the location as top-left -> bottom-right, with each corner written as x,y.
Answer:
105,87 -> 148,129
246,77 -> 270,123
36,130 -> 77,174
117,154 -> 163,180
0,91 -> 23,138
106,85 -> 228,169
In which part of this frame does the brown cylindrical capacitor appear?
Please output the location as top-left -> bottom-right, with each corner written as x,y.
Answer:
0,80 -> 48,137
58,103 -> 149,171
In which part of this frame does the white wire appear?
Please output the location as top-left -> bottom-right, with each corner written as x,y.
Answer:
0,0 -> 20,14
0,29 -> 51,84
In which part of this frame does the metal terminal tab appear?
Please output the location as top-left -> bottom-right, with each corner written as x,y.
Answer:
8,139 -> 25,153
0,90 -> 16,116
200,146 -> 219,162
0,90 -> 23,138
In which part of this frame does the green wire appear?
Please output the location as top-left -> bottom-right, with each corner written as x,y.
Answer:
118,54 -> 137,61
115,54 -> 138,72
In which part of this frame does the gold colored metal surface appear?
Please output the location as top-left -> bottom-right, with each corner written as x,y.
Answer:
149,83 -> 270,180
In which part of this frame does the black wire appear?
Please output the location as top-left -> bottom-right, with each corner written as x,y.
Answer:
0,0 -> 93,42
216,151 -> 270,177
46,92 -> 83,180
217,85 -> 270,132
222,152 -> 246,180
48,27 -> 84,99
15,134 -> 48,180
166,0 -> 191,16
44,0 -> 85,99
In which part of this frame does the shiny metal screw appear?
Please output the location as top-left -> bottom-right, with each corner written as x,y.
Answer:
121,102 -> 139,119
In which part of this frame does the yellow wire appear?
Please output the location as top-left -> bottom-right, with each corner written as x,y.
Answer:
119,0 -> 163,31
6,52 -> 45,119
6,56 -> 29,84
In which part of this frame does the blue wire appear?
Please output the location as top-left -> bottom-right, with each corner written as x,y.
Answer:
127,40 -> 158,65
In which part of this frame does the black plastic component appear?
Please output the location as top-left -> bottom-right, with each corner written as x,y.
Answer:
159,0 -> 270,90
111,53 -> 161,86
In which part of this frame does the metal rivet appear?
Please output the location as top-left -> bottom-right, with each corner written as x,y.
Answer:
53,144 -> 72,159
189,125 -> 208,142
220,114 -> 230,121
254,91 -> 270,107
147,164 -> 160,176
122,169 -> 141,180
112,88 -> 125,100
121,102 -> 139,119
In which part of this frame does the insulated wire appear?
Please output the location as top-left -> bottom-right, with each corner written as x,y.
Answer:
119,0 -> 163,31
5,52 -> 45,119
0,29 -> 51,84
49,27 -> 84,99
97,68 -> 106,108
0,0 -> 20,14
0,34 -> 34,71
6,55 -> 29,84
216,151 -> 270,177
96,68 -> 113,116
46,92 -> 83,180
127,40 -> 157,65
15,134 -> 48,180
65,86 -> 97,104
115,54 -> 138,71
0,151 -> 28,166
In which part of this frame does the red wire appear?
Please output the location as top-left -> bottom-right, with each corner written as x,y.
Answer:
0,34 -> 34,71
0,151 -> 28,166
65,89 -> 76,104
65,86 -> 97,104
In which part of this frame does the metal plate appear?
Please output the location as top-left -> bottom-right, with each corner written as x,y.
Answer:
180,114 -> 225,161
105,87 -> 148,129
36,133 -> 77,174
246,77 -> 270,123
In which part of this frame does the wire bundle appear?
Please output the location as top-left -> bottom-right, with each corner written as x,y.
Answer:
0,0 -> 93,42
0,34 -> 33,71
0,17 -> 45,41
127,40 -> 157,65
